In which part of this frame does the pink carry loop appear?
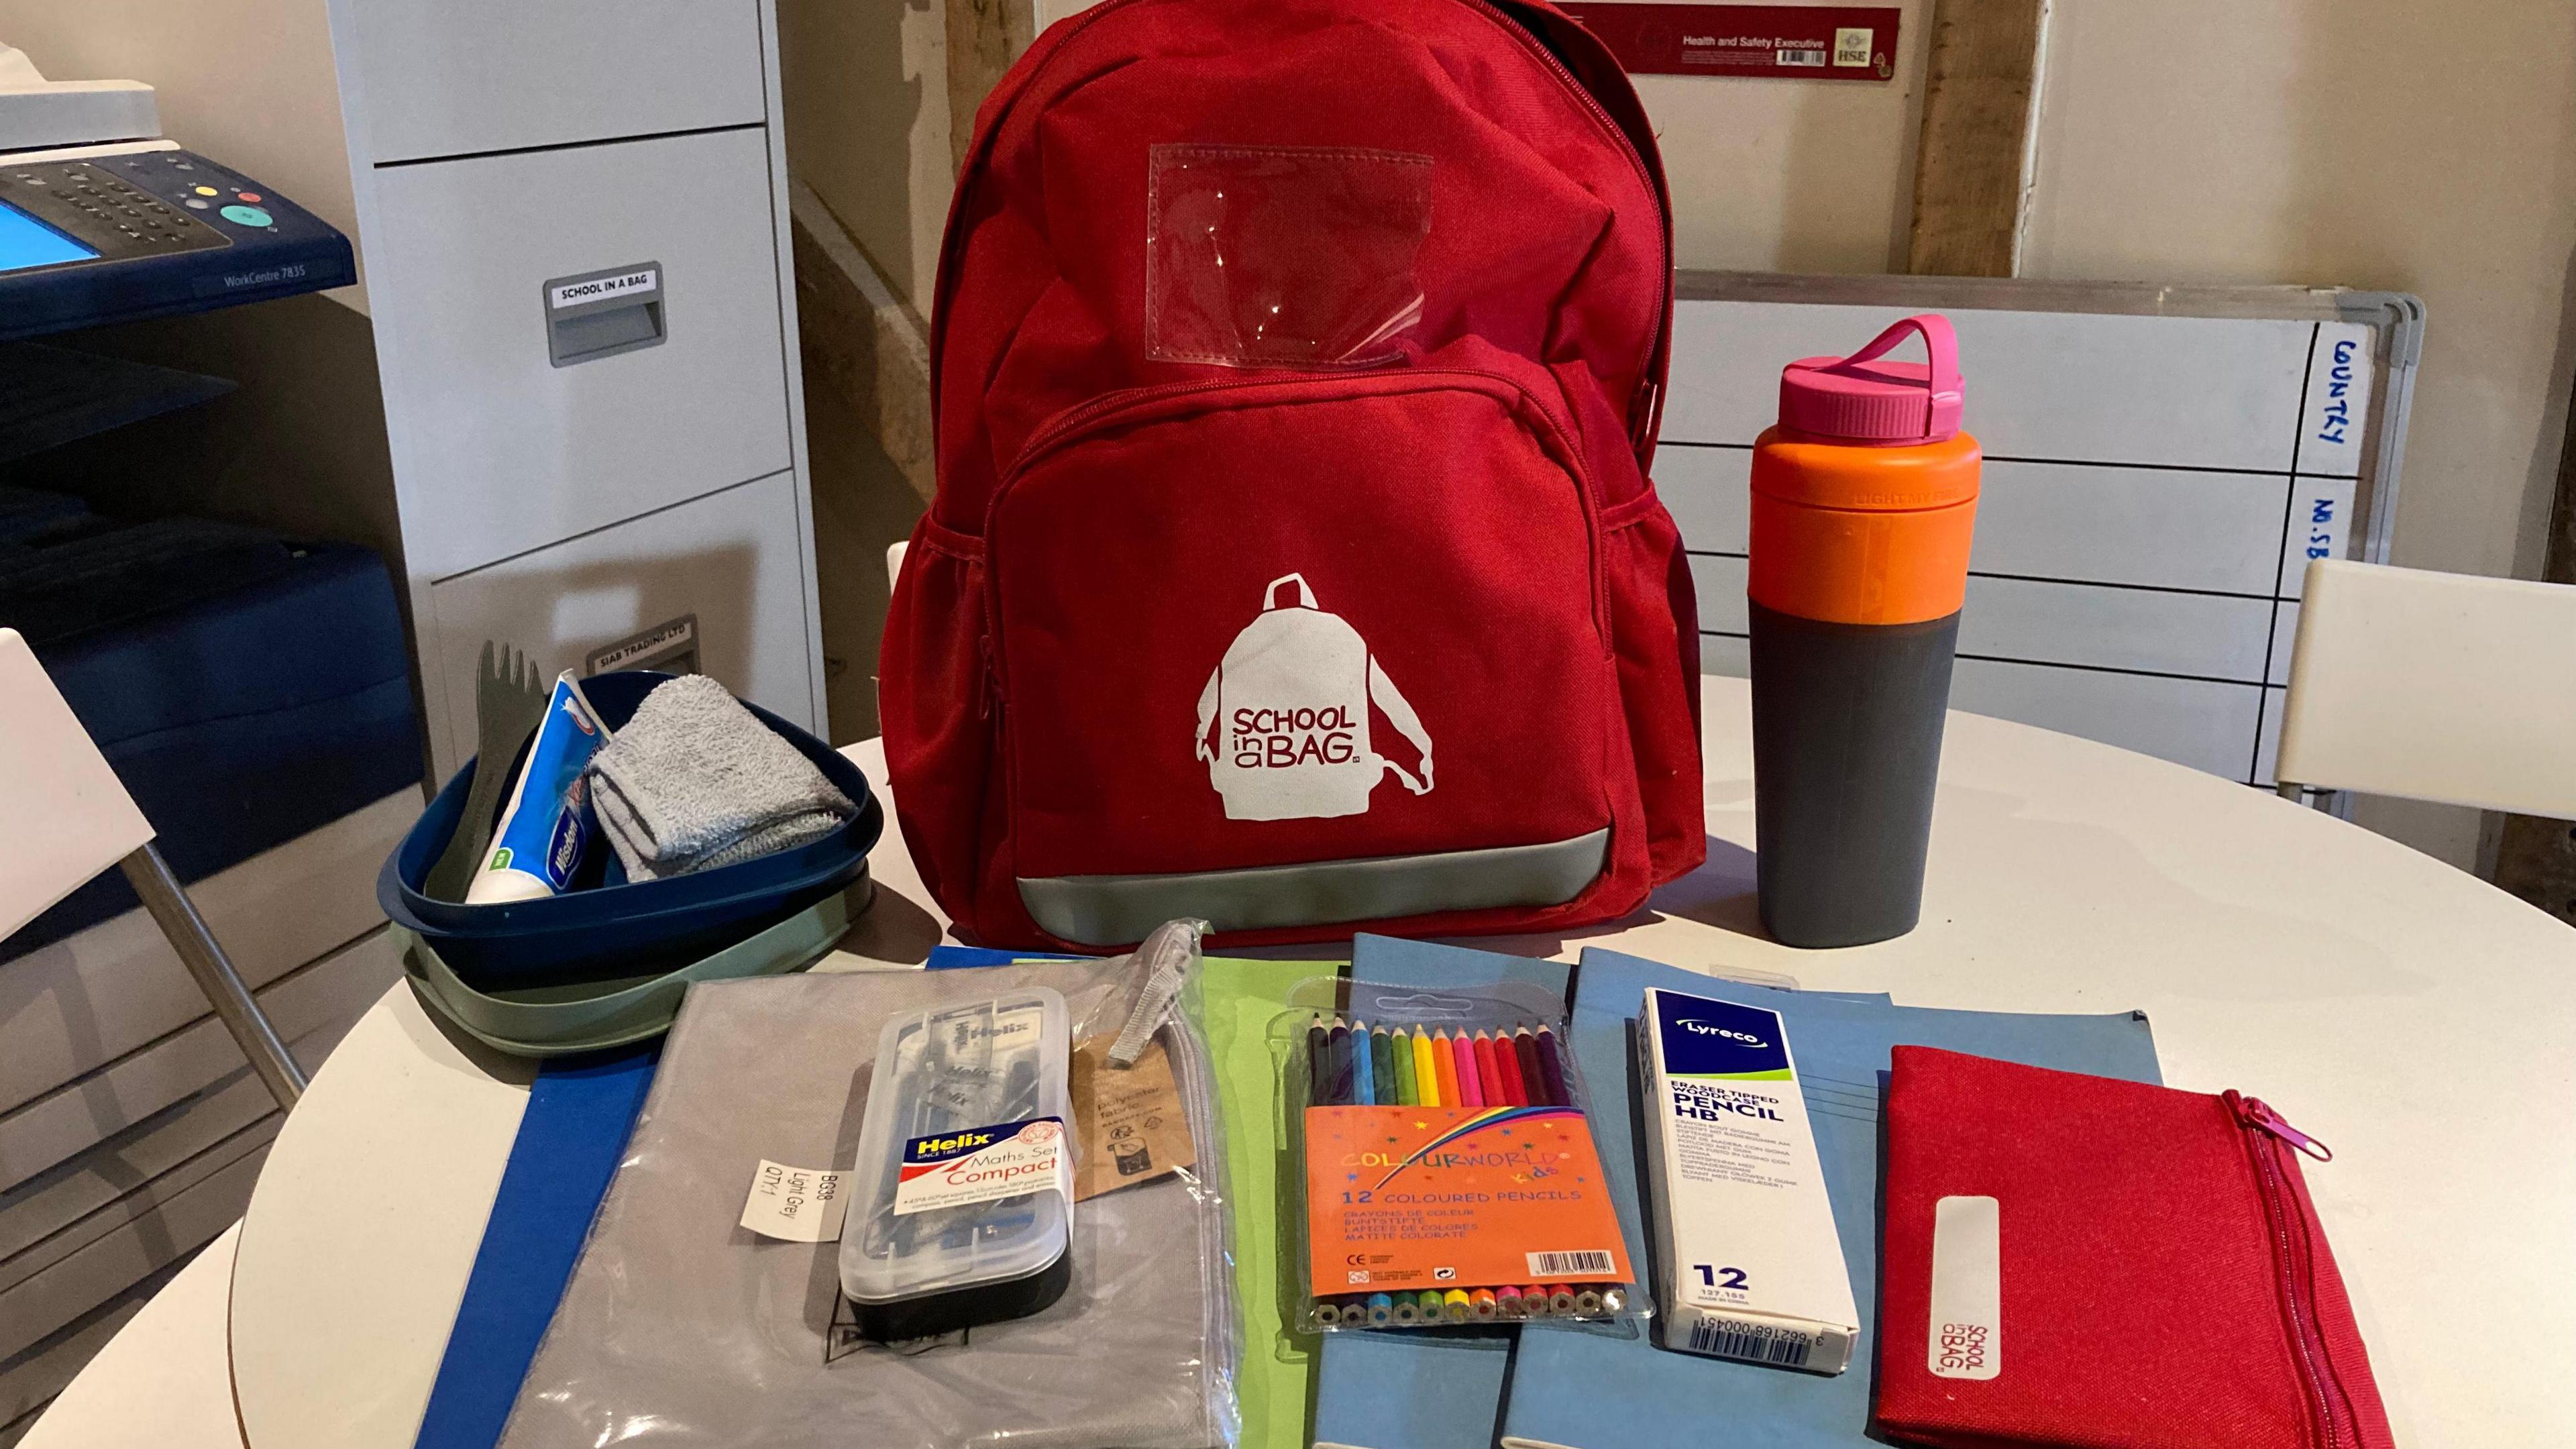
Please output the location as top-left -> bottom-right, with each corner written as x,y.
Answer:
883,0 -> 1703,949
1778,313 -> 1966,445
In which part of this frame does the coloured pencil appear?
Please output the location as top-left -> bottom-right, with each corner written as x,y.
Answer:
1306,1016 -> 1330,1105
1389,1024 -> 1417,1106
1572,1287 -> 1605,1316
1450,1028 -> 1483,1108
1350,1021 -> 1375,1106
1472,1031 -> 1504,1106
1327,1018 -> 1352,1104
1489,1026 -> 1528,1106
1468,1287 -> 1499,1321
1520,1284 -> 1554,1317
1548,1284 -> 1577,1314
1431,1030 -> 1461,1106
1496,1284 -> 1525,1318
1364,1292 -> 1395,1326
1441,1289 -> 1472,1323
1371,1024 -> 1397,1106
1411,1030 -> 1443,1108
1534,1025 -> 1569,1108
1514,1028 -> 1546,1106
1416,1290 -> 1446,1322
1391,1293 -> 1422,1326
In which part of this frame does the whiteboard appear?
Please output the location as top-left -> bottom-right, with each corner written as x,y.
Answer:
1660,274 -> 2420,786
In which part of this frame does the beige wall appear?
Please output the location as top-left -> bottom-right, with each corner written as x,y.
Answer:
1623,1 -> 2576,869
0,0 -> 366,313
2020,2 -> 2576,868
1650,0 -> 1933,273
1628,0 -> 2576,587
778,0 -> 951,309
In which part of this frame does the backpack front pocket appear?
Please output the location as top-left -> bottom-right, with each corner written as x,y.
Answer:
987,365 -> 1633,945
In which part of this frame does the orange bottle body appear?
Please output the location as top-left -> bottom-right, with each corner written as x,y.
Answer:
1746,427 -> 1982,627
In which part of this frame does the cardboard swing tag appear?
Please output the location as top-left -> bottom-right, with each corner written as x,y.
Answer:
1069,1034 -> 1197,1201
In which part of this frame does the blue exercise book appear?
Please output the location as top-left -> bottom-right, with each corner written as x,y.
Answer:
1310,937 -> 1890,1449
1493,947 -> 2161,1449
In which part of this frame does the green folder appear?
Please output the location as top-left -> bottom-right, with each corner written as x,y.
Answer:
1202,957 -> 1344,1449
978,953 -> 1338,1448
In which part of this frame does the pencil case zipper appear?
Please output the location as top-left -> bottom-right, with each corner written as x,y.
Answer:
1110,925 -> 1240,1442
2230,1091 -> 2359,1449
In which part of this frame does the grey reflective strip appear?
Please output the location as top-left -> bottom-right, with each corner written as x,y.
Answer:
1018,828 -> 1609,947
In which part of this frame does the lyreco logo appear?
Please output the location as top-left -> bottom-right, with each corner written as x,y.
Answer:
1678,1019 -> 1768,1048
1193,573 -> 1434,821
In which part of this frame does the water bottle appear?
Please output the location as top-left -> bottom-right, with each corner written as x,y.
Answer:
1748,314 -> 1979,947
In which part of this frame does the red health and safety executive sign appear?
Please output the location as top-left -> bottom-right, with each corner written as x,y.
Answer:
1556,3 -> 1900,80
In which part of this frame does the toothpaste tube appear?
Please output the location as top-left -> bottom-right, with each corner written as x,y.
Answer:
466,672 -> 610,904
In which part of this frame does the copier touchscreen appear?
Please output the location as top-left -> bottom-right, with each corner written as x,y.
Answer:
0,197 -> 95,273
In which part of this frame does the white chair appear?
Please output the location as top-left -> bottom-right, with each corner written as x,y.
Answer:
0,628 -> 305,1108
2275,559 -> 2576,817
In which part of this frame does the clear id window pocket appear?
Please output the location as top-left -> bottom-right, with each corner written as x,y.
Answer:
1146,143 -> 1433,369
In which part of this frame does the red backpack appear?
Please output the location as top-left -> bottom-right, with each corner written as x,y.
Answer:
883,0 -> 1702,949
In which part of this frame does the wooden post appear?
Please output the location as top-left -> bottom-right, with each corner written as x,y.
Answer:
1906,0 -> 2051,278
949,0 -> 1036,172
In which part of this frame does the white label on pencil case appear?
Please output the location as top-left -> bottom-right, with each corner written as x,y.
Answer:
739,1159 -> 850,1242
1928,1194 -> 2002,1380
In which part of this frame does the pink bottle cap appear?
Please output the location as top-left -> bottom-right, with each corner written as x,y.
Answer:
1777,313 -> 1964,445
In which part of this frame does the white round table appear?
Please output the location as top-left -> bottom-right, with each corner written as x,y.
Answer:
199,676 -> 2576,1446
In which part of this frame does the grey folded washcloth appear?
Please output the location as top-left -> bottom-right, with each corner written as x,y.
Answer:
587,675 -> 855,881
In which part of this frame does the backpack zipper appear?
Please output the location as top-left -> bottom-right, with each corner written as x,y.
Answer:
930,0 -> 1671,458
2229,1091 -> 2357,1449
996,366 -> 1608,637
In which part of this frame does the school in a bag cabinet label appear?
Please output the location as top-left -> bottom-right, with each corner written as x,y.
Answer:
1193,572 -> 1436,820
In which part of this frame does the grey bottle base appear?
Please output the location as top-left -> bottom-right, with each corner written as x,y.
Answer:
1748,600 -> 1960,949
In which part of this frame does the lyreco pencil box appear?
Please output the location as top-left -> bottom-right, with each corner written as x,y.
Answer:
1640,987 -> 1858,1373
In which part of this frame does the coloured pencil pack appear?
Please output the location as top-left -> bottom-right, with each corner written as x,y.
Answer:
1274,977 -> 1640,1333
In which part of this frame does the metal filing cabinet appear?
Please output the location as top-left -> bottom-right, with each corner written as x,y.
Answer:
327,0 -> 824,773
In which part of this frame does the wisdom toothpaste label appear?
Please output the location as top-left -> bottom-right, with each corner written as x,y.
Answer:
1642,989 -> 1860,1373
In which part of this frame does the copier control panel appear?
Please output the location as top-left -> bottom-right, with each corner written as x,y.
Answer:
0,146 -> 355,340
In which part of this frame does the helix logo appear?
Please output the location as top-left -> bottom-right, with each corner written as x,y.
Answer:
1193,573 -> 1434,821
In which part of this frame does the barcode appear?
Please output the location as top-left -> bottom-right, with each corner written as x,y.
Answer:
1525,1250 -> 1617,1276
1776,48 -> 1826,66
1687,1318 -> 1815,1366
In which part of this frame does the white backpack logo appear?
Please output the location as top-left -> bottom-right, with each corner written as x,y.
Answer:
1193,573 -> 1434,821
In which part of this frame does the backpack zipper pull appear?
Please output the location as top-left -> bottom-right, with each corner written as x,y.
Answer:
2237,1095 -> 2334,1163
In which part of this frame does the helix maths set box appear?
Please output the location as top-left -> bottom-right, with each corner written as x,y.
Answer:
1638,987 -> 1860,1373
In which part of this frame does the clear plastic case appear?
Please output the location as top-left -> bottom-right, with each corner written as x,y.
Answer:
840,988 -> 1075,1340
1271,975 -> 1643,1333
494,923 -> 1239,1449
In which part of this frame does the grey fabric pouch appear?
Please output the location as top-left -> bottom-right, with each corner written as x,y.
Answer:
498,956 -> 1240,1449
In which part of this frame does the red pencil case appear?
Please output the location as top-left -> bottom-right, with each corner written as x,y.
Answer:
1874,1046 -> 2394,1449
